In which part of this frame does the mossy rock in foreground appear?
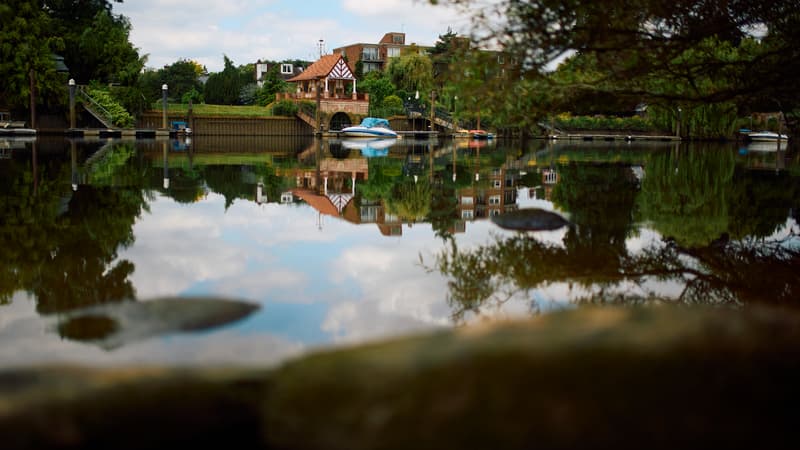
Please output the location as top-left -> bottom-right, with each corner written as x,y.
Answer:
2,306 -> 800,449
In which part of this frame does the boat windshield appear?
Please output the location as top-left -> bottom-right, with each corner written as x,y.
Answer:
361,117 -> 390,128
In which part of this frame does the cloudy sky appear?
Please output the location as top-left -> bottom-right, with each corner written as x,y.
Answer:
113,0 -> 474,72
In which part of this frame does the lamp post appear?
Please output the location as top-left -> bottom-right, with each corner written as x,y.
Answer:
429,90 -> 436,134
29,69 -> 36,130
162,84 -> 168,129
68,79 -> 76,129
414,90 -> 419,132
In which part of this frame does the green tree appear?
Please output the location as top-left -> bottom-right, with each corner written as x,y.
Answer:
159,59 -> 204,103
359,70 -> 396,117
256,64 -> 288,106
77,10 -> 144,85
0,1 -> 65,112
204,56 -> 252,105
430,0 -> 800,136
385,46 -> 433,95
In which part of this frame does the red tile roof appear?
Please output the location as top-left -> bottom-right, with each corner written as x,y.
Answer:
288,54 -> 347,82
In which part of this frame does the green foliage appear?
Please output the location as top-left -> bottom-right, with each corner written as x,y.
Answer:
204,55 -> 252,105
386,47 -> 433,94
256,65 -> 288,106
239,83 -> 259,105
85,86 -> 135,127
429,0 -> 800,137
382,95 -> 405,115
272,100 -> 298,116
77,10 -> 144,85
359,71 -> 396,113
181,88 -> 203,104
158,59 -> 204,103
0,1 -> 65,109
554,114 -> 657,132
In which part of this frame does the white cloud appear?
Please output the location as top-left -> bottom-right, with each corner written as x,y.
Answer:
115,0 -> 472,71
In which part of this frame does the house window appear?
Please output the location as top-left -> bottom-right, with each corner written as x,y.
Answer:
392,34 -> 404,44
493,180 -> 502,188
363,62 -> 381,73
498,54 -> 504,64
489,195 -> 501,205
387,47 -> 401,58
281,64 -> 293,74
362,47 -> 379,61
461,196 -> 474,205
462,210 -> 474,219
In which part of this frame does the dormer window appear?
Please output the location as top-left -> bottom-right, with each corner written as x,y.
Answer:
281,64 -> 293,74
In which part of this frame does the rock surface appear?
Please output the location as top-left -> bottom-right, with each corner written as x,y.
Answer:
2,305 -> 799,449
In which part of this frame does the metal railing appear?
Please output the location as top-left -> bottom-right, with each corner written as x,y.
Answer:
76,86 -> 116,129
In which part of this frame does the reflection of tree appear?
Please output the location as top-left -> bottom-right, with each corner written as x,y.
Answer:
726,169 -> 800,239
429,159 -> 800,321
431,229 -> 800,322
0,149 -> 145,313
357,158 -> 403,202
385,178 -> 431,223
34,185 -> 140,314
552,164 -> 640,258
203,165 -> 256,209
637,147 -> 735,247
429,184 -> 459,240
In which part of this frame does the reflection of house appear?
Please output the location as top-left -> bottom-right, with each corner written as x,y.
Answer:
541,168 -> 560,201
333,32 -> 428,74
457,167 -> 518,221
288,154 -> 407,236
276,54 -> 369,115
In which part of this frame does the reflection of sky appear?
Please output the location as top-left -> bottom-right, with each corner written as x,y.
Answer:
5,182 -> 797,367
127,192 -> 506,349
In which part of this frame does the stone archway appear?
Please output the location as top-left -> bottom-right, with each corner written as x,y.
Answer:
329,112 -> 353,131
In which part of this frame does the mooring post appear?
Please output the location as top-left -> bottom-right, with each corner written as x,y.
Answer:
68,79 -> 76,129
29,69 -> 36,130
162,84 -> 168,129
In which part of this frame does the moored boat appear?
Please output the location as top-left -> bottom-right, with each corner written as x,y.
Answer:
469,129 -> 493,139
341,117 -> 397,138
748,131 -> 789,142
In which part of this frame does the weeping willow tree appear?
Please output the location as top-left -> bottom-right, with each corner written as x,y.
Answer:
637,146 -> 736,247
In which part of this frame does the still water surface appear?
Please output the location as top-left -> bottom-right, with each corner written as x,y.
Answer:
1,136 -> 798,366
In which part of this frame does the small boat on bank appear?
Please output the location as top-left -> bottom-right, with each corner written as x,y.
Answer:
341,117 -> 398,138
469,129 -> 494,140
748,131 -> 789,142
0,120 -> 36,136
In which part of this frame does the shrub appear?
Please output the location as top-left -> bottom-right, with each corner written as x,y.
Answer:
85,87 -> 135,128
272,100 -> 299,116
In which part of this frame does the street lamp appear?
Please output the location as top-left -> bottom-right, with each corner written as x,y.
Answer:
162,84 -> 168,129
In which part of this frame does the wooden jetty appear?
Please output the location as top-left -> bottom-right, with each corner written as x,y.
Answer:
66,128 -> 171,138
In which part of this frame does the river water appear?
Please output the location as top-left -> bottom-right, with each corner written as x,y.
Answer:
1,135 -> 798,367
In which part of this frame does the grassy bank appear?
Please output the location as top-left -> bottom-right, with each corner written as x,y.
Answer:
157,103 -> 274,117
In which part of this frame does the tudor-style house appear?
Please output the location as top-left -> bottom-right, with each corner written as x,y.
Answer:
277,53 -> 368,115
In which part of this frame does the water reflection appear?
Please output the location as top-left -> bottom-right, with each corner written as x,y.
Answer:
0,135 -> 798,365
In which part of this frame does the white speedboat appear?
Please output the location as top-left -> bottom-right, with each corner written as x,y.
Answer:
748,131 -> 789,142
340,117 -> 398,138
